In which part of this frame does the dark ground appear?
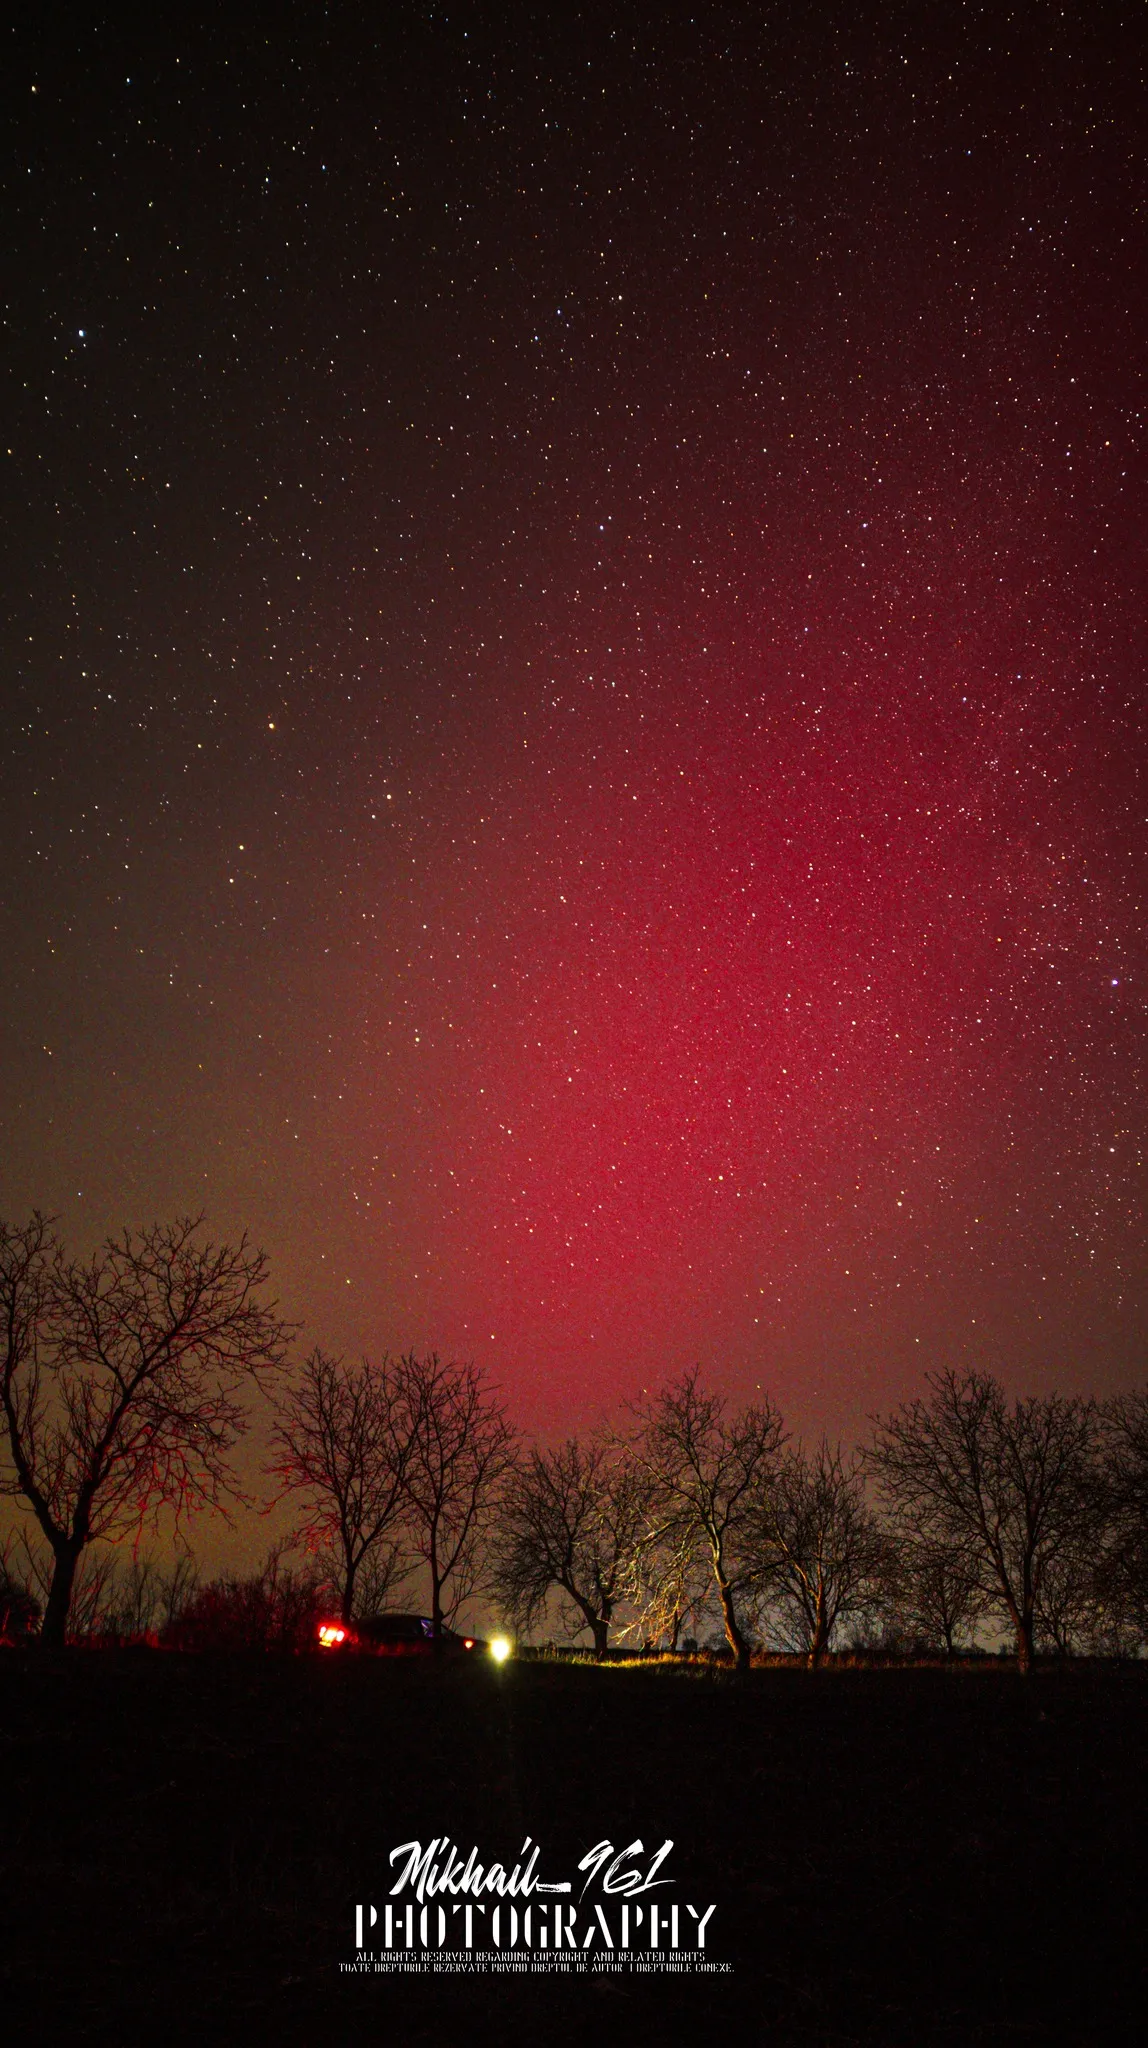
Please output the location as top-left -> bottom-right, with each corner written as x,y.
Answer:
1,1653 -> 1144,2047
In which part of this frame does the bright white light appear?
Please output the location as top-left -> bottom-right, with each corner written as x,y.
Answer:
489,1635 -> 512,1663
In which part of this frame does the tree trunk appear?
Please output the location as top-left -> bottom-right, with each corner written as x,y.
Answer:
716,1575 -> 749,1669
40,1542 -> 81,1649
341,1554 -> 358,1625
590,1617 -> 609,1660
1015,1611 -> 1035,1674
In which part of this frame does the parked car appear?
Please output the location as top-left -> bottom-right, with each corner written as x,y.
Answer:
316,1612 -> 490,1656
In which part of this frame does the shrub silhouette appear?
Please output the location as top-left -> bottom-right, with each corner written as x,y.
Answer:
0,1565 -> 40,1644
161,1552 -> 325,1652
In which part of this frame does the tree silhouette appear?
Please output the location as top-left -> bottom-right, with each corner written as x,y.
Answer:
394,1353 -> 517,1639
633,1369 -> 785,1669
886,1533 -> 988,1656
270,1348 -> 413,1621
867,1369 -> 1098,1672
0,1213 -> 291,1647
1092,1389 -> 1148,1650
493,1434 -> 654,1656
758,1438 -> 887,1667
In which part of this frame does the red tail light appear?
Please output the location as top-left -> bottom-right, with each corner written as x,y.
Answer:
317,1622 -> 347,1648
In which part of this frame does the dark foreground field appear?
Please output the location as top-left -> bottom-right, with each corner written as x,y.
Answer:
1,1653 -> 1144,2047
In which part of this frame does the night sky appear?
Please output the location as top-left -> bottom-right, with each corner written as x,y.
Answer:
3,4 -> 1146,1496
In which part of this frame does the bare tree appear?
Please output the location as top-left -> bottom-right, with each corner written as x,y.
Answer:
1091,1390 -> 1148,1650
0,1213 -> 292,1647
633,1369 -> 786,1669
757,1438 -> 888,1667
886,1533 -> 988,1656
270,1348 -> 413,1621
493,1435 -> 654,1656
624,1513 -> 716,1653
394,1353 -> 517,1640
867,1369 -> 1099,1672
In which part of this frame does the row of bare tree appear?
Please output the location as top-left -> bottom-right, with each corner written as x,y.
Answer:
494,1372 -> 1148,1670
2,1214 -> 1146,1665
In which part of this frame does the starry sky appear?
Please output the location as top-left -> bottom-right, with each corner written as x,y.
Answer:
3,2 -> 1146,1464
